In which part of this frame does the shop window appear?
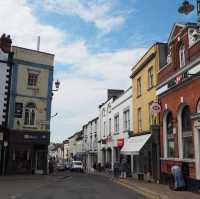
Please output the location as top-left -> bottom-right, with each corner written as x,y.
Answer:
197,100 -> 200,113
181,106 -> 194,159
24,103 -> 36,126
179,44 -> 185,68
166,112 -> 175,157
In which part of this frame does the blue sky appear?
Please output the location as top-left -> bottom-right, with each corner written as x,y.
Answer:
0,0 -> 197,142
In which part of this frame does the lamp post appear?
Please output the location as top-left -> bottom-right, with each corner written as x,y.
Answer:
2,141 -> 8,175
52,80 -> 60,92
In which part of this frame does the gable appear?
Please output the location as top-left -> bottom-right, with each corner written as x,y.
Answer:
168,23 -> 186,44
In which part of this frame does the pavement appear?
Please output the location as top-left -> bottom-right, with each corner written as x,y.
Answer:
0,171 -> 146,199
92,171 -> 200,199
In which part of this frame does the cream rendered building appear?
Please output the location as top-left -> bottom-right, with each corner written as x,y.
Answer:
7,46 -> 54,174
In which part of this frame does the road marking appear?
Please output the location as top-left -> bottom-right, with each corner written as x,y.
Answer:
114,180 -> 160,199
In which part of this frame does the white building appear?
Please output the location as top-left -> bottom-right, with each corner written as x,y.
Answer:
68,131 -> 83,161
63,139 -> 70,162
98,89 -> 125,169
83,117 -> 98,171
111,87 -> 132,172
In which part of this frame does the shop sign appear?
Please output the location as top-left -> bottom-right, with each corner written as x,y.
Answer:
0,132 -> 3,141
24,134 -> 47,140
168,71 -> 189,89
117,138 -> 124,148
151,102 -> 161,114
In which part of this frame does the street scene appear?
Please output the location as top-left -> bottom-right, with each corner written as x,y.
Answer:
0,0 -> 200,199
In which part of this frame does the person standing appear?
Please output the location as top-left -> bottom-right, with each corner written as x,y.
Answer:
120,159 -> 127,179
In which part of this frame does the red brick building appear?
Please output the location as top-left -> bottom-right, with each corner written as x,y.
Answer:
156,23 -> 200,187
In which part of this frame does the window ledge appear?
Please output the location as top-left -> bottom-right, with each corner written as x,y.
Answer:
23,126 -> 37,129
27,86 -> 39,90
147,86 -> 155,91
160,157 -> 195,163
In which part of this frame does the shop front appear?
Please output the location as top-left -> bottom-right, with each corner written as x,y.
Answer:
7,130 -> 50,174
121,133 -> 152,180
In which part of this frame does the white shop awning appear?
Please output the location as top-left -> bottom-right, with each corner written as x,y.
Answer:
121,134 -> 151,155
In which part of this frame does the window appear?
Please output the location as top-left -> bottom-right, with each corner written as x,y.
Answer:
24,103 -> 36,126
179,45 -> 185,68
109,118 -> 111,135
114,114 -> 119,134
148,102 -> 154,125
15,103 -> 23,118
102,108 -> 106,117
166,112 -> 175,157
137,108 -> 142,132
148,67 -> 154,89
181,106 -> 194,159
137,77 -> 141,97
28,73 -> 38,87
103,121 -> 106,137
123,109 -> 130,130
107,103 -> 111,113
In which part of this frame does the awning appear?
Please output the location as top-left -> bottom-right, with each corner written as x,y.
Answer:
121,134 -> 151,155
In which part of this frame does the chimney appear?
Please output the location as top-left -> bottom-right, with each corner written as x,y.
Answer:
0,33 -> 12,53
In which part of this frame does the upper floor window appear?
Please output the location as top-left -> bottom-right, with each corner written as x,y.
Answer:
137,77 -> 141,97
179,44 -> 185,68
148,67 -> 154,89
114,114 -> 119,134
28,73 -> 38,87
24,103 -> 36,126
103,121 -> 106,137
137,108 -> 142,132
109,118 -> 111,135
123,109 -> 130,131
107,103 -> 111,113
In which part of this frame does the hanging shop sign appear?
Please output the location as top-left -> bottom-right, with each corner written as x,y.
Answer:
151,102 -> 161,114
117,138 -> 124,148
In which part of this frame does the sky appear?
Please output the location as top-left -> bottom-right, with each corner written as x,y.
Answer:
0,0 -> 197,142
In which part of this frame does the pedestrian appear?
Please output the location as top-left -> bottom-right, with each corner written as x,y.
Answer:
49,158 -> 54,175
171,165 -> 185,190
114,161 -> 120,178
120,159 -> 127,179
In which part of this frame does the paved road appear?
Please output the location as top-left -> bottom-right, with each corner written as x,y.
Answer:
12,172 -> 146,199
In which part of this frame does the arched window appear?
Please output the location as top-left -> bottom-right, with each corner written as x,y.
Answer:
197,100 -> 200,113
24,103 -> 36,126
166,112 -> 175,157
181,106 -> 194,159
179,44 -> 185,68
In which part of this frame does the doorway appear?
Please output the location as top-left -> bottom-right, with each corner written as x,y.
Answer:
35,151 -> 46,174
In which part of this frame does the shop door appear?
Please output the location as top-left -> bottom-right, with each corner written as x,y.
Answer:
35,151 -> 46,174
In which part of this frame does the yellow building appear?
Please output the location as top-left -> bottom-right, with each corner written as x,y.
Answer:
131,43 -> 167,134
126,42 -> 167,181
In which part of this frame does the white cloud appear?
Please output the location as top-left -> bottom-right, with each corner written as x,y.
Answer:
0,0 -> 146,142
42,0 -> 130,33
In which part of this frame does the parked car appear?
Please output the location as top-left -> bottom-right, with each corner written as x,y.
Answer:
56,162 -> 65,171
64,161 -> 71,170
70,161 -> 83,172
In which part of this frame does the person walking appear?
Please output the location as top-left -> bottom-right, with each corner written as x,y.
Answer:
120,158 -> 127,179
114,161 -> 120,178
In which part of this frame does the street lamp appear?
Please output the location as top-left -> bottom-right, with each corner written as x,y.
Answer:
2,141 -> 8,175
52,80 -> 60,92
178,1 -> 200,25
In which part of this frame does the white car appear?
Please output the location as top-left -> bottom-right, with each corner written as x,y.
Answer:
70,161 -> 83,172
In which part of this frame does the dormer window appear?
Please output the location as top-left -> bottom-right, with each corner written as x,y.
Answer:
179,44 -> 185,68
